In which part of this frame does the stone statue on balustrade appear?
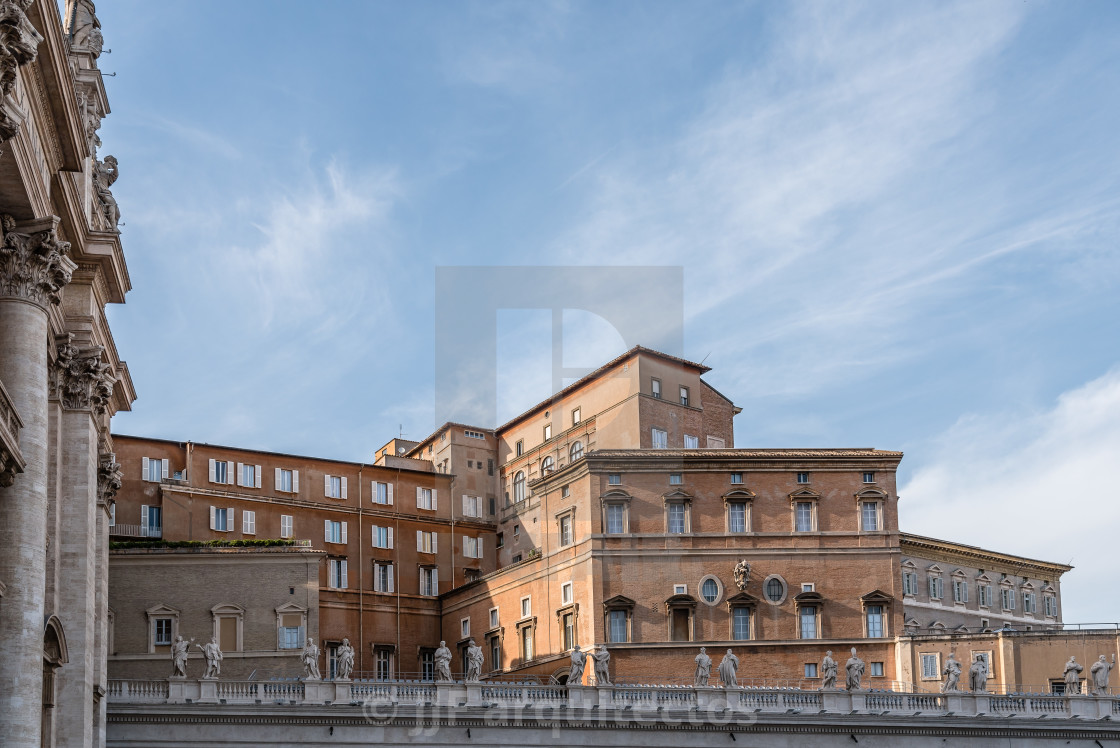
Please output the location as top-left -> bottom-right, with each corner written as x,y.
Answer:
465,639 -> 484,682
301,638 -> 321,680
434,641 -> 453,682
694,647 -> 712,687
820,650 -> 838,689
592,645 -> 611,686
718,649 -> 739,688
1089,654 -> 1114,696
968,654 -> 988,692
941,653 -> 962,693
336,638 -> 355,680
1063,656 -> 1083,695
845,648 -> 865,691
569,647 -> 587,685
170,635 -> 194,678
196,637 -> 223,679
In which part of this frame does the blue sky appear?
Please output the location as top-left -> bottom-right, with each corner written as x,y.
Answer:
99,1 -> 1120,622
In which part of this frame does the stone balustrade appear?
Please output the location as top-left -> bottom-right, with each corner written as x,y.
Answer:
105,678 -> 1120,720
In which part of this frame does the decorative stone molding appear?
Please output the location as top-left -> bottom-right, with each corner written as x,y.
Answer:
0,215 -> 76,307
51,333 -> 112,412
0,0 -> 42,141
97,451 -> 122,504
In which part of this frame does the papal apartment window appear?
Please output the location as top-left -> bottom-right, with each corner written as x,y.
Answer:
515,440 -> 524,457
373,481 -> 392,505
324,520 -> 347,544
1044,595 -> 1057,617
728,502 -> 748,533
277,468 -> 295,493
558,515 -> 573,547
1022,592 -> 1036,614
1001,588 -> 1016,611
605,503 -> 626,534
419,567 -> 439,596
860,501 -> 881,532
280,514 -> 293,539
513,471 -> 526,502
142,457 -> 168,483
278,613 -> 304,649
669,473 -> 683,485
679,386 -> 690,406
571,407 -> 581,426
328,558 -> 348,589
866,605 -> 885,638
952,579 -> 969,604
796,472 -> 809,484
667,502 -> 687,534
799,606 -> 818,639
794,501 -> 815,532
732,607 -> 751,640
373,562 -> 394,593
608,473 -> 622,485
651,378 -> 662,399
569,441 -> 584,461
730,472 -> 743,484
543,424 -> 552,441
652,428 -> 668,449
684,434 -> 698,449
902,570 -> 918,596
928,576 -> 944,600
154,618 -> 173,646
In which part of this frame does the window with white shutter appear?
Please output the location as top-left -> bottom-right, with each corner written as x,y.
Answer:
243,510 -> 256,535
373,481 -> 393,505
280,515 -> 293,539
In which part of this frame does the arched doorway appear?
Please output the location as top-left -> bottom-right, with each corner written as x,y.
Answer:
41,616 -> 68,748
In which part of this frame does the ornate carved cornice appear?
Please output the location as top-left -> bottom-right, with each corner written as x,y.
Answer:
0,0 -> 43,142
51,333 -> 112,412
0,216 -> 76,307
97,451 -> 122,504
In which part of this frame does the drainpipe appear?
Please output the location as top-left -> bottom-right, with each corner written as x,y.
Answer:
358,465 -> 364,676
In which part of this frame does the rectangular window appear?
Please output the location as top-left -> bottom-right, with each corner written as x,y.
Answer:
143,505 -> 162,535
978,583 -> 992,607
799,606 -> 818,639
373,481 -> 391,505
211,459 -> 228,484
328,558 -> 348,589
143,457 -> 167,483
561,485 -> 570,498
804,663 -> 818,678
487,459 -> 494,476
373,562 -> 394,593
462,494 -> 480,517
496,532 -> 504,548
489,607 -> 499,629
1022,592 -> 1035,613
280,514 -> 293,539
325,520 -> 345,544
902,571 -> 918,596
416,530 -> 437,554
240,463 -> 257,488
609,610 -> 628,643
420,651 -> 435,681
730,472 -> 743,484
242,510 -> 256,535
863,472 -> 875,483
732,607 -> 751,640
795,501 -> 814,532
606,504 -> 625,534
866,605 -> 884,638
669,473 -> 683,485
375,650 -> 392,681
543,424 -> 552,440
465,429 -> 486,440
684,434 -> 698,449
417,487 -> 434,510
796,472 -> 809,484
279,614 -> 303,649
464,535 -> 482,558
521,627 -> 533,660
728,502 -> 747,533
558,515 -> 573,547
372,525 -> 393,549
1001,588 -> 1016,610
562,612 -> 575,651
651,428 -> 668,449
515,440 -> 524,457
870,662 -> 884,677
608,473 -> 621,485
651,378 -> 661,399
326,475 -> 345,499
277,468 -> 294,492
571,407 -> 581,425
953,579 -> 969,603
461,618 -> 470,639
928,576 -> 944,600
1044,595 -> 1057,617
520,596 -> 531,619
211,507 -> 230,532
561,581 -> 573,605
419,567 -> 438,596
920,653 -> 939,679
154,618 -> 172,646
667,503 -> 686,534
861,502 -> 880,531
489,637 -> 500,671
679,386 -> 689,406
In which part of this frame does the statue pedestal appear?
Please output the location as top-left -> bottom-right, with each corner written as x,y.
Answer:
1068,695 -> 1102,719
167,677 -> 188,704
333,679 -> 351,703
303,679 -> 330,703
944,692 -> 964,714
465,682 -> 483,706
848,690 -> 867,712
198,679 -> 218,704
435,682 -> 454,706
819,688 -> 849,713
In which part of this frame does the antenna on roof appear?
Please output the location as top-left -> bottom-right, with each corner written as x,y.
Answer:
699,351 -> 712,367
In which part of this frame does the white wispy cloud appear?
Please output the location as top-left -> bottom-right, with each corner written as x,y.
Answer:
900,368 -> 1120,624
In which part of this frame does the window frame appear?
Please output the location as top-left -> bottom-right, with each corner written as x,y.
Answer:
651,377 -> 662,399
679,385 -> 690,406
651,427 -> 668,449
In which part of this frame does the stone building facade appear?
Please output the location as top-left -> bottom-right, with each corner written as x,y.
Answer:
0,1 -> 135,747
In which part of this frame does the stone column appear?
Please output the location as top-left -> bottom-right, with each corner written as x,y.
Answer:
94,453 -> 119,748
52,335 -> 114,748
0,216 -> 74,747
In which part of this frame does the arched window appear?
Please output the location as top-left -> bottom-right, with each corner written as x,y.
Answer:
514,471 -> 526,502
541,456 -> 554,475
569,441 -> 584,461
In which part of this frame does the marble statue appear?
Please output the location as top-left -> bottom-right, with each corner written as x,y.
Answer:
845,648 -> 865,691
170,635 -> 194,678
592,645 -> 611,686
67,0 -> 104,57
1089,654 -> 1114,696
465,639 -> 484,682
301,638 -> 321,680
336,638 -> 354,680
196,637 -> 223,679
941,653 -> 962,693
92,155 -> 120,230
569,647 -> 587,685
820,650 -> 838,689
968,654 -> 988,692
717,649 -> 739,688
434,641 -> 453,682
694,647 -> 712,687
1063,656 -> 1083,694
733,560 -> 751,591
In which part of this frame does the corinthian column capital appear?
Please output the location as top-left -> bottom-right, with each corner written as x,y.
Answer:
0,216 -> 76,307
51,333 -> 111,412
0,0 -> 43,141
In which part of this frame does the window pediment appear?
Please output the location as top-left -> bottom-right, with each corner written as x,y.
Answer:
725,591 -> 759,610
794,590 -> 823,603
854,487 -> 888,500
664,593 -> 697,610
860,589 -> 893,604
723,489 -> 756,501
602,594 -> 635,611
211,602 -> 245,616
788,488 -> 820,501
976,573 -> 992,583
146,603 -> 180,619
275,601 -> 307,616
926,564 -> 943,574
599,490 -> 632,503
662,489 -> 693,502
901,559 -> 917,569
1020,581 -> 1035,591
951,569 -> 968,579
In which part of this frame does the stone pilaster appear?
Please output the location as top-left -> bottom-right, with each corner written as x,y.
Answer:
0,216 -> 72,748
94,452 -> 120,748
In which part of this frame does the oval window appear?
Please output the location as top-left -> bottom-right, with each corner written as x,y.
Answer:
701,578 -> 719,603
